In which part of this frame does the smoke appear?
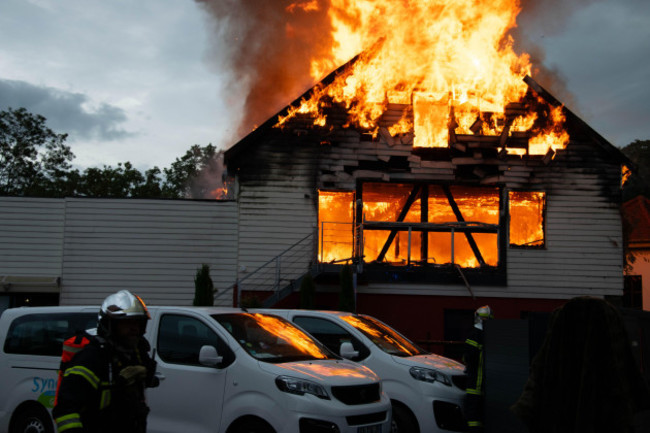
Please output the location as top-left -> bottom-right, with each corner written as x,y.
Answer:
196,0 -> 605,141
514,0 -> 608,109
187,150 -> 234,200
195,0 -> 335,141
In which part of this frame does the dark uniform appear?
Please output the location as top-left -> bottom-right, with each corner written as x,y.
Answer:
464,305 -> 492,432
464,326 -> 485,431
53,336 -> 158,433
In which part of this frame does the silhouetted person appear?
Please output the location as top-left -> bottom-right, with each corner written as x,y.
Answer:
511,296 -> 650,433
464,305 -> 494,432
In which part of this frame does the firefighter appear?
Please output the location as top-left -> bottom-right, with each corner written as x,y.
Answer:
464,305 -> 494,432
53,290 -> 159,433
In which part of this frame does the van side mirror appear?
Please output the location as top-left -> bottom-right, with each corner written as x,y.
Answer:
339,341 -> 359,359
199,345 -> 223,367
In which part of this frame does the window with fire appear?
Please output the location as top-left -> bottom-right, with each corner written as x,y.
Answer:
318,185 -> 545,268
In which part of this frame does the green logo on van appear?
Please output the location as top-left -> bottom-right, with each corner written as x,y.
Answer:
37,390 -> 56,408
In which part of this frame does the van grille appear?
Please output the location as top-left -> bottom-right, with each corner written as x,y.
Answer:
331,383 -> 380,405
346,411 -> 387,426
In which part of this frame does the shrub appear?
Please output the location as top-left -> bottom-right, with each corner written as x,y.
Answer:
193,264 -> 215,306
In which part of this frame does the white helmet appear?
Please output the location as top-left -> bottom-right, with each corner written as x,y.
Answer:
98,290 -> 150,337
474,305 -> 494,327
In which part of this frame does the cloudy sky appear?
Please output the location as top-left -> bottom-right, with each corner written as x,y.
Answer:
1,0 -> 648,171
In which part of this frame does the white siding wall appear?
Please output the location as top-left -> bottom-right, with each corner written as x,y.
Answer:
58,198 -> 238,306
235,142 -> 318,293
507,184 -> 623,298
229,116 -> 626,301
356,167 -> 624,299
0,197 -> 65,281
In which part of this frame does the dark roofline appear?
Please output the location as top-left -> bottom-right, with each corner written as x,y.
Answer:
524,76 -> 632,167
224,53 -> 362,164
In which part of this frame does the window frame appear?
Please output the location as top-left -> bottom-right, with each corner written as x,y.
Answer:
293,315 -> 371,362
3,313 -> 97,357
508,189 -> 547,249
156,313 -> 235,368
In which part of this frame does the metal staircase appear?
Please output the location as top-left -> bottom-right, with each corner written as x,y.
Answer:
214,233 -> 319,307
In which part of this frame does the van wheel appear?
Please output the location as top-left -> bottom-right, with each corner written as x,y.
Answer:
229,417 -> 275,433
391,404 -> 418,433
11,406 -> 53,433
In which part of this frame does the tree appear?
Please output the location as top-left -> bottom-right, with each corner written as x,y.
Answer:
338,264 -> 355,312
0,107 -> 74,196
74,162 -> 166,198
622,139 -> 650,201
163,144 -> 227,199
193,264 -> 215,306
0,107 -> 228,199
77,162 -> 145,197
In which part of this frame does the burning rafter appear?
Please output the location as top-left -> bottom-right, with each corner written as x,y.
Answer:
375,184 -> 422,262
271,0 -> 571,158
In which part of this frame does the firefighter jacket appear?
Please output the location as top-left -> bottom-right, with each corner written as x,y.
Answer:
464,326 -> 485,429
464,326 -> 485,396
52,336 -> 159,433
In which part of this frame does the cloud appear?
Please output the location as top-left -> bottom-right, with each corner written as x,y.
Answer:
0,78 -> 133,141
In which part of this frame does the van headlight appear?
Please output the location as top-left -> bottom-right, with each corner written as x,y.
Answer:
275,376 -> 330,399
409,367 -> 452,386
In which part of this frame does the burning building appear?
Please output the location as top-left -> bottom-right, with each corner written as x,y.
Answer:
0,1 -> 633,347
221,0 -> 632,343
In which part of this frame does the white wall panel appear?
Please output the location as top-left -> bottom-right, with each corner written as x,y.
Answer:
59,198 -> 238,307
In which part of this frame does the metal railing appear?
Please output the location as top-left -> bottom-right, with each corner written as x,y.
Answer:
216,233 -> 317,307
319,221 -> 356,264
213,218 -> 499,306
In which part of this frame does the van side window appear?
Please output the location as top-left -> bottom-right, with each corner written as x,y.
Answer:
4,313 -> 97,356
293,316 -> 370,361
157,314 -> 234,367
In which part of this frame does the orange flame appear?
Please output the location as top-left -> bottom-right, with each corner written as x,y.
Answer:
250,313 -> 328,359
283,363 -> 371,379
509,191 -> 545,247
622,165 -> 632,187
319,191 -> 355,263
275,0 -> 568,155
210,185 -> 228,200
341,315 -> 420,356
318,186 -> 517,267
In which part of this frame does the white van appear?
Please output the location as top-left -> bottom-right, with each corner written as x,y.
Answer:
0,306 -> 392,433
255,309 -> 468,433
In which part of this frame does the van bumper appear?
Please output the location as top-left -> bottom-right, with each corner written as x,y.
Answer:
274,393 -> 392,433
412,384 -> 467,433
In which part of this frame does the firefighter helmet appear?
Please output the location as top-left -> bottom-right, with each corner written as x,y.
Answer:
98,290 -> 150,337
474,305 -> 494,326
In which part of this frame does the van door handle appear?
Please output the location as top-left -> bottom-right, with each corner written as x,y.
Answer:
155,372 -> 166,381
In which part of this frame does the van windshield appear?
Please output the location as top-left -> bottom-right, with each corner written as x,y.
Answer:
213,313 -> 333,363
340,314 -> 426,357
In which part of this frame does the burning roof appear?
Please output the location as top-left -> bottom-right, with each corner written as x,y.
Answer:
224,0 -> 629,174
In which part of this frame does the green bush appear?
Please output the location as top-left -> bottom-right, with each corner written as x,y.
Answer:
193,264 -> 215,306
